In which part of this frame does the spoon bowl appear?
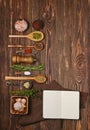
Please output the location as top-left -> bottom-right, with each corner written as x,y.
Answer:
34,75 -> 46,83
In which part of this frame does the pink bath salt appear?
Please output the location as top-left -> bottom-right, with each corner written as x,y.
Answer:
14,19 -> 28,32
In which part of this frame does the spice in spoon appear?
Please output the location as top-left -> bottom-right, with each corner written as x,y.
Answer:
32,32 -> 42,40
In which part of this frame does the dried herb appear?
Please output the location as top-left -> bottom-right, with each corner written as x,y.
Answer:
11,64 -> 44,71
33,33 -> 42,40
10,89 -> 41,98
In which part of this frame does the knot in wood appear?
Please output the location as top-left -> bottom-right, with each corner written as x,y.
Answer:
73,54 -> 86,83
75,54 -> 86,70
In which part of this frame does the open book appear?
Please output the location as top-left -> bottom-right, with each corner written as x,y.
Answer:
43,90 -> 80,119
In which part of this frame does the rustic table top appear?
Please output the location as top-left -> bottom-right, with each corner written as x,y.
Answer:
0,0 -> 90,130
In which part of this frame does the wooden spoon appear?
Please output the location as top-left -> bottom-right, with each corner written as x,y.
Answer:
9,31 -> 44,42
8,42 -> 44,51
5,75 -> 46,83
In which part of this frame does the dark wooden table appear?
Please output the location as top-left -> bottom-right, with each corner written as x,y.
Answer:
0,0 -> 90,130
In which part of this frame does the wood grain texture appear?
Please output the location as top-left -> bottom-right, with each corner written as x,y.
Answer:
0,0 -> 89,130
88,1 -> 90,130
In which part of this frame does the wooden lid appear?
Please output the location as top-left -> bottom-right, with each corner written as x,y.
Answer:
12,56 -> 20,63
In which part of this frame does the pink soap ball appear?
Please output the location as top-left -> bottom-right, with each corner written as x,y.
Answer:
14,19 -> 29,32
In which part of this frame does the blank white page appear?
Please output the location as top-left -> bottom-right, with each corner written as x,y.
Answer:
43,90 -> 80,119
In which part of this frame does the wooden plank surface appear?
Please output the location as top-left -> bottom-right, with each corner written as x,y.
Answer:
0,0 -> 89,130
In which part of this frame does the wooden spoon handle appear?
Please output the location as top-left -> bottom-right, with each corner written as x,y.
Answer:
9,35 -> 27,38
8,45 -> 24,48
5,76 -> 34,81
8,45 -> 33,48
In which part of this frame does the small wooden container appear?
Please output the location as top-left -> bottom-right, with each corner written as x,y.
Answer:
12,55 -> 36,64
10,96 -> 28,114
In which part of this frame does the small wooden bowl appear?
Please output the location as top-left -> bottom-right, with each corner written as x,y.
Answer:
22,81 -> 33,89
10,96 -> 28,114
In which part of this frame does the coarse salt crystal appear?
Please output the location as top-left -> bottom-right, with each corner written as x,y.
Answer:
24,71 -> 31,76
